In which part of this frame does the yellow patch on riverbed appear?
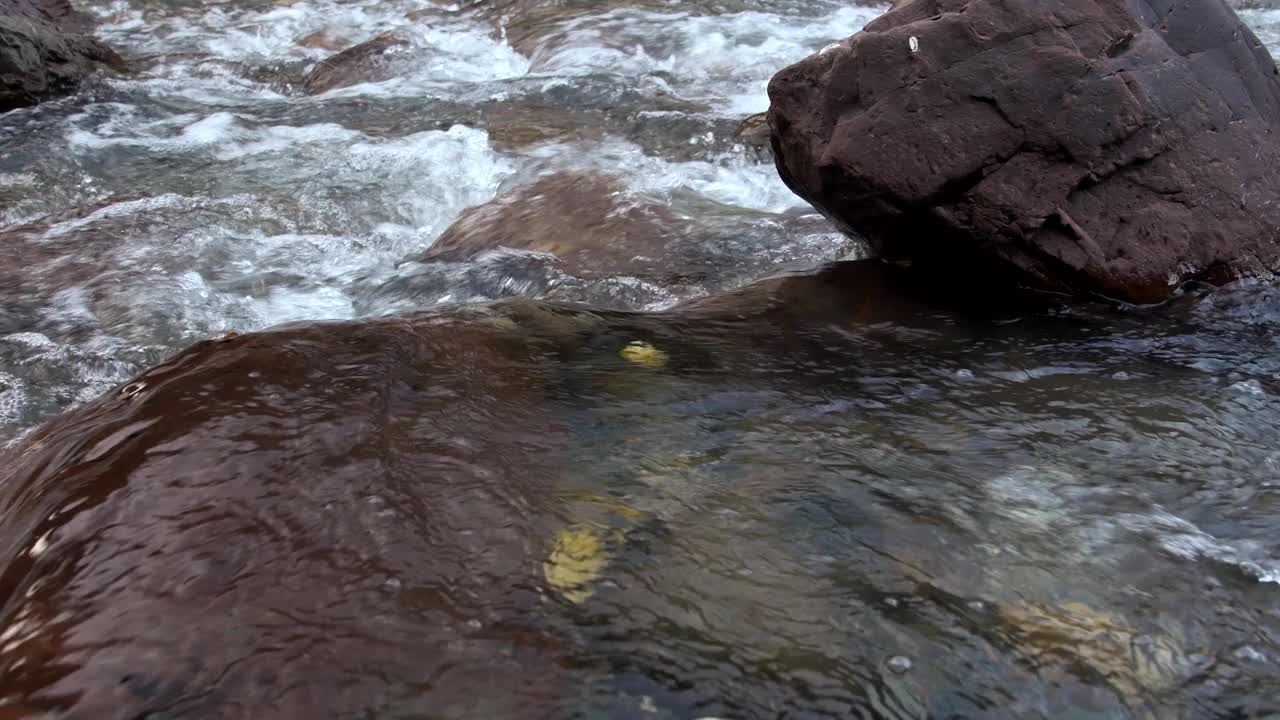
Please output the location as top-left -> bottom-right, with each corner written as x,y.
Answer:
998,600 -> 1190,713
620,341 -> 667,368
544,525 -> 610,604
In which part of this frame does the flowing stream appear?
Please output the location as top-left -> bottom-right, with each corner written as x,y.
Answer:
3,1 -> 1280,718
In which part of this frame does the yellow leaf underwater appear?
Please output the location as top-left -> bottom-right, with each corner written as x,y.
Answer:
998,600 -> 1191,711
620,341 -> 667,368
543,525 -> 611,604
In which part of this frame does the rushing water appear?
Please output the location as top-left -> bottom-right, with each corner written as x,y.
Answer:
2,1 -> 1280,718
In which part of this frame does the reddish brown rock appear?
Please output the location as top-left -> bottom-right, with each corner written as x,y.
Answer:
422,171 -> 691,282
295,29 -> 351,52
0,250 -> 1065,717
0,310 -> 577,718
301,32 -> 409,94
768,0 -> 1280,304
472,0 -> 668,58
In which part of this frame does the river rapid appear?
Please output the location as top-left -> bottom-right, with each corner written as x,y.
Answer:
3,1 -> 1280,718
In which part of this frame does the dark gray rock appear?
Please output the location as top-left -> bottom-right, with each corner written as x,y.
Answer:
2,0 -> 93,32
768,0 -> 1280,304
0,0 -> 123,112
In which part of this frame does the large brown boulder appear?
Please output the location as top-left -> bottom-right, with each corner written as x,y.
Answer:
0,309 -> 577,718
0,256 -> 1072,716
0,0 -> 123,112
768,0 -> 1280,304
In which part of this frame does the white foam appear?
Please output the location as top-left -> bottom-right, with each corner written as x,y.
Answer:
40,195 -> 192,239
96,0 -> 529,94
529,5 -> 886,114
256,286 -> 356,327
1240,10 -> 1280,57
519,138 -> 804,213
0,370 -> 27,426
65,118 -> 513,239
67,111 -> 364,159
179,111 -> 241,145
217,122 -> 364,160
1121,510 -> 1280,584
342,125 -> 517,240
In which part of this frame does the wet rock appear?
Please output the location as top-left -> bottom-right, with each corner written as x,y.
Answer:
257,70 -> 727,159
996,601 -> 1194,712
734,111 -> 771,160
0,261 -> 1087,715
481,102 -> 608,149
473,0 -> 672,58
0,0 -> 125,112
0,309 -> 576,718
422,171 -> 691,282
2,0 -> 92,32
768,0 -> 1280,304
478,88 -> 716,158
395,171 -> 859,311
235,57 -> 311,92
295,29 -> 352,52
301,31 -> 410,94
674,258 -> 1039,329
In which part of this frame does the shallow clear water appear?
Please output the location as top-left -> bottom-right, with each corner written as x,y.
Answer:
2,2 -> 1280,718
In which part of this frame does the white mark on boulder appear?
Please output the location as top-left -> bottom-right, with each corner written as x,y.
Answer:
909,36 -> 920,53
819,42 -> 841,57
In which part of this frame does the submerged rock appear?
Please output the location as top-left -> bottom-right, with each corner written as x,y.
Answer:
301,32 -> 410,94
395,171 -> 859,311
0,0 -> 124,112
768,0 -> 1280,304
422,170 -> 689,282
734,111 -> 772,160
0,260 -> 1071,716
295,29 -> 352,52
471,0 -> 674,59
0,310 -> 574,718
996,601 -> 1195,715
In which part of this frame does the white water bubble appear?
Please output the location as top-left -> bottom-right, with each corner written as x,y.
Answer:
1230,379 -> 1266,396
886,656 -> 913,674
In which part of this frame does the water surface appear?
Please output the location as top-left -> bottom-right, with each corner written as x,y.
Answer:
3,2 -> 1280,718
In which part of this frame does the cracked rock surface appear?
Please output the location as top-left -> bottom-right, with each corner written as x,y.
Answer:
767,0 -> 1280,304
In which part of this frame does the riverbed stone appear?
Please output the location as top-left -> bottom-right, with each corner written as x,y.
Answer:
421,170 -> 689,282
300,31 -> 410,94
0,308 -> 575,717
767,0 -> 1280,304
